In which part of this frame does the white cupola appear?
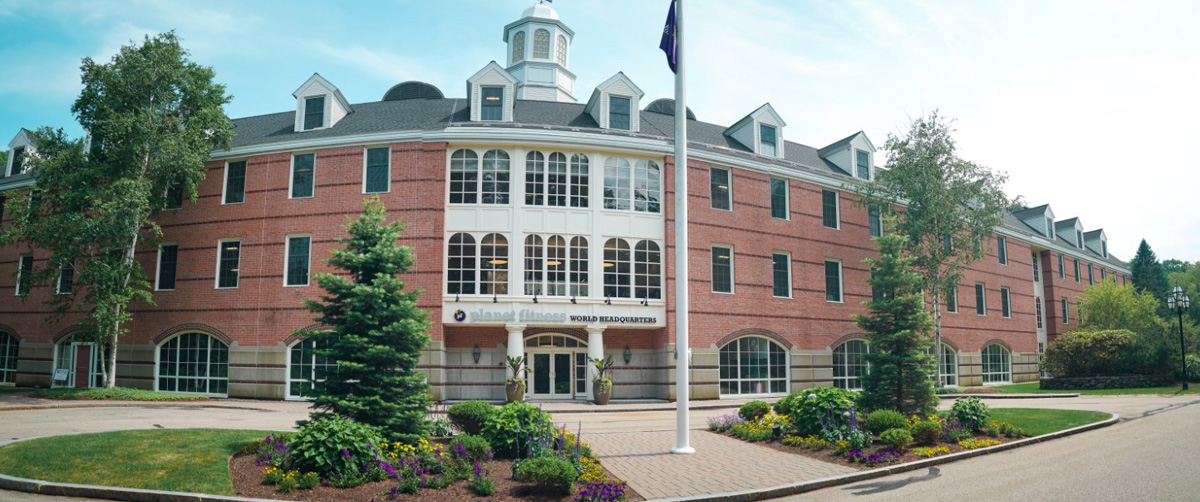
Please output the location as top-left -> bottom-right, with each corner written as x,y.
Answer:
502,3 -> 576,103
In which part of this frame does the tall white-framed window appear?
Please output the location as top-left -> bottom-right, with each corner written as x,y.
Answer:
1087,264 -> 1094,286
1035,297 -> 1044,329
822,190 -> 840,229
0,332 -> 19,384
603,156 -> 631,210
1032,252 -> 1040,282
544,235 -> 568,296
16,254 -> 33,296
868,205 -> 882,237
633,160 -> 661,213
719,336 -> 788,396
56,264 -> 74,295
223,160 -> 247,204
555,34 -> 568,66
363,146 -> 390,194
975,283 -> 986,315
524,235 -> 544,296
534,152 -> 569,207
52,333 -> 104,389
511,31 -> 525,63
481,149 -> 511,204
569,236 -> 588,297
569,154 -> 589,208
634,240 -> 662,300
711,245 -> 733,294
856,149 -> 870,179
946,285 -> 958,313
772,252 -> 791,298
935,343 -> 957,387
833,340 -> 869,390
525,152 -> 545,206
480,233 -> 509,295
156,244 -> 178,291
216,239 -> 241,289
288,337 -> 337,400
609,95 -> 631,130
759,124 -> 777,157
770,178 -> 788,219
290,153 -> 315,199
480,87 -> 504,121
997,236 -> 1008,265
1001,287 -> 1011,318
447,233 -> 477,295
1058,254 -> 1065,279
450,149 -> 479,204
1061,297 -> 1069,324
1073,259 -> 1080,282
603,238 -> 632,298
710,167 -> 731,210
285,235 -> 312,287
156,332 -> 229,395
981,344 -> 1011,384
825,260 -> 843,302
303,96 -> 325,130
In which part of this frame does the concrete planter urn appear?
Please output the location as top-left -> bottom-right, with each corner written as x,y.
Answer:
590,354 -> 616,405
505,355 -> 529,403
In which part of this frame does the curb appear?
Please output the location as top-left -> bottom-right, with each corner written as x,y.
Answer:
938,393 -> 1079,399
543,401 -> 748,414
0,402 -> 280,413
646,411 -> 1119,502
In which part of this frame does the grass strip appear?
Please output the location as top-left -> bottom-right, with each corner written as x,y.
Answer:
30,387 -> 209,401
987,408 -> 1110,436
982,382 -> 1200,396
0,429 -> 270,495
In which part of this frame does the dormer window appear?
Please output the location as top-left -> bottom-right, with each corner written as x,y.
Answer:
609,96 -> 631,130
1046,218 -> 1054,239
856,149 -> 870,179
303,96 -> 325,130
1076,230 -> 1083,249
760,124 -> 777,157
481,87 -> 504,121
9,146 -> 26,176
1102,241 -> 1108,258
533,29 -> 550,59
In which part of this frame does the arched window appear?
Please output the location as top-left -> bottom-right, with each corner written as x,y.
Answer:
288,337 -> 337,399
480,233 -> 509,295
981,344 -> 1011,384
512,31 -> 525,62
569,236 -> 589,297
533,29 -> 550,59
555,34 -> 567,65
833,340 -> 869,390
448,233 -> 477,295
603,157 -> 631,210
603,238 -> 631,298
634,241 -> 661,300
449,149 -> 479,204
633,160 -> 661,213
524,235 -> 544,295
935,343 -> 957,387
719,336 -> 787,395
53,333 -> 104,388
546,153 -> 567,207
570,154 -> 589,208
157,332 -> 228,395
481,149 -> 510,204
546,235 -> 567,296
525,151 -> 544,206
0,332 -> 19,384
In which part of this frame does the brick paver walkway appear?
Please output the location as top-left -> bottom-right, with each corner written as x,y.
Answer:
585,429 -> 856,500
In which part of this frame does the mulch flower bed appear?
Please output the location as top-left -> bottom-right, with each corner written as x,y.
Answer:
739,432 -> 1021,470
229,452 -> 644,502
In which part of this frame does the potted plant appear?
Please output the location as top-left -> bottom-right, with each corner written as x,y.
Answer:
505,355 -> 528,403
590,355 -> 615,405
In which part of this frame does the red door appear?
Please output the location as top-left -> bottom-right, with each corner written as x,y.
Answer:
73,345 -> 91,388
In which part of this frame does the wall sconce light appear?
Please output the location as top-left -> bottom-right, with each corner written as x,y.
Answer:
605,297 -> 612,305
623,345 -> 632,365
533,294 -> 539,304
571,296 -> 577,304
640,296 -> 648,306
493,293 -> 498,304
472,344 -> 481,364
455,294 -> 460,302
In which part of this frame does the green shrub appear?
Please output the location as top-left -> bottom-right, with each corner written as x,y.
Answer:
865,410 -> 908,436
288,415 -> 385,483
788,386 -> 859,436
934,386 -> 963,395
879,428 -> 912,450
909,420 -> 942,445
515,456 -> 578,495
481,402 -> 555,458
950,397 -> 990,431
773,391 -> 804,417
1178,354 -> 1200,382
448,400 -> 495,435
1041,329 -> 1136,377
298,471 -> 320,490
738,400 -> 771,421
450,434 -> 493,463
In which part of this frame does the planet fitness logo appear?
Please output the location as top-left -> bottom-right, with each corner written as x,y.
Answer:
453,309 -> 467,322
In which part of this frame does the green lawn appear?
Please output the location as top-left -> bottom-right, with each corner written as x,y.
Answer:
981,382 -> 1200,396
0,429 -> 270,495
988,408 -> 1111,436
0,386 -> 30,394
30,387 -> 209,401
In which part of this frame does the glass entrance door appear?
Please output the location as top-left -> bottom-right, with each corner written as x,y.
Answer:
530,352 -> 574,399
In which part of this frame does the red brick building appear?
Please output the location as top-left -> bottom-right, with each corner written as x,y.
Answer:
0,4 -> 1129,400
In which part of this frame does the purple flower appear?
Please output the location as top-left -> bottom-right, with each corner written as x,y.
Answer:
341,448 -> 352,461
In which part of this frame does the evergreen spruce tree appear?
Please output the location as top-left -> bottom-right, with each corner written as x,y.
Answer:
855,227 -> 938,415
297,197 -> 431,443
1130,239 -> 1169,303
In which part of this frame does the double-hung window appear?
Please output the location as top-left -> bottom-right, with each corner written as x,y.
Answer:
856,150 -> 870,179
290,154 -> 315,198
303,96 -> 324,130
157,244 -> 178,291
1087,264 -> 1094,286
825,260 -> 842,302
710,168 -> 731,210
997,236 -> 1008,265
481,87 -> 504,121
772,252 -> 790,298
1058,254 -> 1065,279
946,285 -> 958,313
224,161 -> 247,204
1001,287 -> 1011,318
364,147 -> 390,193
57,264 -> 74,295
216,240 -> 241,289
286,236 -> 311,287
712,246 -> 733,293
975,283 -> 986,315
770,178 -> 788,219
1061,297 -> 1069,324
609,96 -> 631,130
822,190 -> 839,229
759,124 -> 777,156
868,205 -> 882,237
16,255 -> 32,296
1073,259 -> 1080,282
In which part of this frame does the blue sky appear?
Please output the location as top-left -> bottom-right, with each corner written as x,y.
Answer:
1,0 -> 1198,262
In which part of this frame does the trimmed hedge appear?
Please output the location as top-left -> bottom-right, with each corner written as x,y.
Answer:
1041,329 -> 1137,377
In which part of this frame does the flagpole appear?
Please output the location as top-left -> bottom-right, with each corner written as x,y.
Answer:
670,0 -> 694,455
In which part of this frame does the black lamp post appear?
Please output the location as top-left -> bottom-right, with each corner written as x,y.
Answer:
1167,285 -> 1191,391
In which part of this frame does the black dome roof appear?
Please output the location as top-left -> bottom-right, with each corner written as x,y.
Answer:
644,98 -> 696,120
382,81 -> 445,101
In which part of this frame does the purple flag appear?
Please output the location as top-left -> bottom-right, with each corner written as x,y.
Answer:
659,0 -> 678,73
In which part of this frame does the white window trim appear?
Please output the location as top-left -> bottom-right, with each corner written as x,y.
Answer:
946,284 -> 959,313
56,265 -> 72,295
362,146 -> 392,194
284,234 -> 313,288
153,333 -> 230,397
980,345 -> 1012,385
823,189 -> 841,230
712,244 -> 734,294
975,283 -> 987,316
608,95 -> 632,131
480,86 -> 506,122
15,254 -> 32,296
855,149 -> 871,180
1058,254 -> 1065,279
215,238 -> 240,290
155,243 -> 178,291
718,336 -> 790,397
302,95 -> 327,131
997,236 -> 1008,265
825,259 -> 844,303
1062,297 -> 1070,324
772,251 -> 792,299
1001,287 -> 1011,318
770,177 -> 789,220
710,167 -> 732,211
759,123 -> 778,156
221,159 -> 247,205
833,339 -> 869,391
289,153 -> 316,199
